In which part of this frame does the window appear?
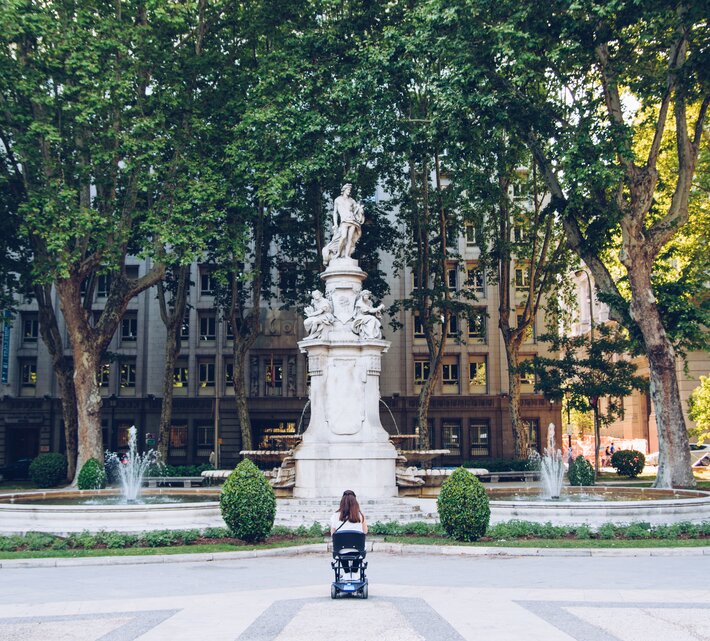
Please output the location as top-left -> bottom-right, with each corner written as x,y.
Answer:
265,358 -> 283,396
21,360 -> 37,387
519,360 -> 535,386
466,266 -> 484,294
467,309 -> 487,342
224,362 -> 234,385
515,266 -> 530,291
441,421 -> 462,456
442,362 -> 459,385
447,267 -> 458,290
180,314 -> 190,341
97,274 -> 111,298
173,365 -> 189,388
517,311 -> 535,342
169,425 -> 188,457
199,314 -> 216,341
525,418 -> 540,452
199,362 -> 215,388
121,315 -> 137,343
116,425 -> 132,449
469,360 -> 487,388
225,320 -> 234,340
414,359 -> 430,384
447,314 -> 459,338
125,265 -> 139,280
464,224 -> 477,247
413,314 -> 425,339
199,266 -> 214,296
469,421 -> 490,457
119,362 -> 136,388
99,364 -> 110,388
279,262 -> 297,298
196,424 -> 214,451
22,314 -> 38,343
513,224 -> 527,243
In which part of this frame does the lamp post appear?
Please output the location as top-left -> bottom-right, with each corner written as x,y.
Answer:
577,269 -> 599,477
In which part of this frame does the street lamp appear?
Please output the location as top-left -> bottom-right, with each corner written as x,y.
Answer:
576,268 -> 600,478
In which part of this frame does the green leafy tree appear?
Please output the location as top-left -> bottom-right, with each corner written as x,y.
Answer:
529,325 -> 648,476
0,1 -> 218,478
688,376 -> 710,445
468,0 -> 709,487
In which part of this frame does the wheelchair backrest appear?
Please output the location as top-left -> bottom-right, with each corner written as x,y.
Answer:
332,531 -> 366,555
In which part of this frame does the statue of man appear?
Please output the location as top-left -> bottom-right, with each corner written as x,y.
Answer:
333,183 -> 364,259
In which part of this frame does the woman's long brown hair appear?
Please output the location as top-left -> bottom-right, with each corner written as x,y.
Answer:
338,490 -> 361,523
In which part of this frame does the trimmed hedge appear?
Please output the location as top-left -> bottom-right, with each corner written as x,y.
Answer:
437,467 -> 490,541
29,453 -> 67,488
460,458 -> 531,472
611,450 -> 645,478
77,458 -> 107,490
568,455 -> 595,486
220,458 -> 276,542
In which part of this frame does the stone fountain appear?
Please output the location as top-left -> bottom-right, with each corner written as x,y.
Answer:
292,184 -> 398,498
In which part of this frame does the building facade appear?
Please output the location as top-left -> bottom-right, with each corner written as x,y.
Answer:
0,223 -> 564,471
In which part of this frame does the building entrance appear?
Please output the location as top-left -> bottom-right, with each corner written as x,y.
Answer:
7,427 -> 40,464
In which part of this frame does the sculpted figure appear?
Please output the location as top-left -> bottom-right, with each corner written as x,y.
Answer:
303,290 -> 335,339
352,290 -> 385,340
322,183 -> 365,265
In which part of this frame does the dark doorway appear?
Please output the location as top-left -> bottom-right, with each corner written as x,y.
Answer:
7,427 -> 40,463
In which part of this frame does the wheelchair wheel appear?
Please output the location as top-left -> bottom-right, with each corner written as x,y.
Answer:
361,584 -> 368,599
331,585 -> 338,599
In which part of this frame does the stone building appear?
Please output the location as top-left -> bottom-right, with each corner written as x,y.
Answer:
0,219 -> 563,471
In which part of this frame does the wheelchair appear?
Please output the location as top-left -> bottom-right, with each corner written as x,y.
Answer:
330,531 -> 368,599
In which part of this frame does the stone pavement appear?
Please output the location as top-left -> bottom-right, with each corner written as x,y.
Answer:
1,550 -> 709,641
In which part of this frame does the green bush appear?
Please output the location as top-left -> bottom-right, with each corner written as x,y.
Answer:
146,463 -> 214,477
437,467 -> 490,541
568,455 -> 595,486
610,450 -> 645,478
29,453 -> 68,488
77,458 -> 107,490
220,458 -> 276,542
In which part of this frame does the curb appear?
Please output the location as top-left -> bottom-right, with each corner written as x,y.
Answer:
2,542 -> 709,568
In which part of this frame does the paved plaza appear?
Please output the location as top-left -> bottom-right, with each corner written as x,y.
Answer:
1,549 -> 709,641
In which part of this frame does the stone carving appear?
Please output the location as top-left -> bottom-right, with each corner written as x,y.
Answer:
352,290 -> 385,340
322,183 -> 365,265
303,290 -> 335,340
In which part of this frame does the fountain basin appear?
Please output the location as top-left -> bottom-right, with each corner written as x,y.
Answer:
487,486 -> 710,527
1,485 -> 708,534
0,489 -> 221,535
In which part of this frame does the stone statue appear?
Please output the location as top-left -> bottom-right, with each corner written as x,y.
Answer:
303,290 -> 335,339
322,183 -> 365,265
352,290 -> 385,340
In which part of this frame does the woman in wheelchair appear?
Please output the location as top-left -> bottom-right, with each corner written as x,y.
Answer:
329,490 -> 369,598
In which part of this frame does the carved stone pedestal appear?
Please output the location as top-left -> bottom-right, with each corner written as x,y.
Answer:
293,257 -> 398,498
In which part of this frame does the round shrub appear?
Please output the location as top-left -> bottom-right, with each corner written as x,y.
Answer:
220,458 -> 276,542
568,455 -> 595,486
29,453 -> 68,488
437,467 -> 490,541
611,449 -> 645,478
77,458 -> 107,490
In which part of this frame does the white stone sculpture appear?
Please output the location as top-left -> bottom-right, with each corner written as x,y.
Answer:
322,183 -> 365,265
303,290 -> 335,339
352,290 -> 385,340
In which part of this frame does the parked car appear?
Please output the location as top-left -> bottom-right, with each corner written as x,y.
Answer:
645,444 -> 709,467
0,457 -> 33,481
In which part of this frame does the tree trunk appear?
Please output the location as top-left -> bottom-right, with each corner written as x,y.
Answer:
56,364 -> 79,480
72,341 -> 104,474
35,284 -> 78,480
233,345 -> 252,452
503,340 -> 528,459
157,336 -> 179,462
624,253 -> 694,487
